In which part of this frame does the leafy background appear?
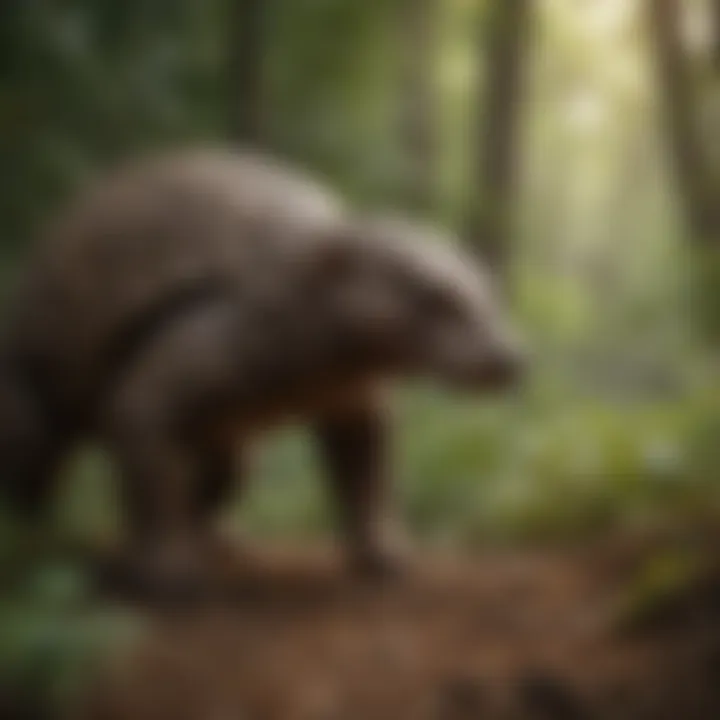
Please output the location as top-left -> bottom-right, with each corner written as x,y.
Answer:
1,0 -> 720,715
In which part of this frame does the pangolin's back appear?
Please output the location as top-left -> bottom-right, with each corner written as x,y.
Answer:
6,147 -> 346,421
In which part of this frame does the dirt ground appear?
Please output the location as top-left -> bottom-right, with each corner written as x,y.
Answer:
80,534 -> 720,720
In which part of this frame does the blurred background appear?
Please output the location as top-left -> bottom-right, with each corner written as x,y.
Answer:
1,0 -> 720,717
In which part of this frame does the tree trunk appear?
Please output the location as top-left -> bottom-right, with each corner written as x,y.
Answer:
397,0 -> 438,216
713,0 -> 720,69
647,0 -> 717,243
468,0 -> 532,273
228,0 -> 265,145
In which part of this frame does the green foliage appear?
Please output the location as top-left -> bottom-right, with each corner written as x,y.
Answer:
1,0 -> 720,711
690,248 -> 720,344
611,543 -> 715,634
0,0 -> 227,253
0,517 -> 141,718
219,372 -> 720,549
264,0 -> 408,204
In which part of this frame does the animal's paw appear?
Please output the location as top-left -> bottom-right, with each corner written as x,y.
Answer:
198,526 -> 255,577
347,525 -> 414,581
103,538 -> 211,605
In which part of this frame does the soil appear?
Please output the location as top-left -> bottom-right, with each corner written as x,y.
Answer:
80,533 -> 720,720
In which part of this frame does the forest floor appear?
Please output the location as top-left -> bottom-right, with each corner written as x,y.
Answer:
81,530 -> 720,720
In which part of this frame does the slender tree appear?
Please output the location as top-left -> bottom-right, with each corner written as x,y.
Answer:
647,0 -> 716,243
713,0 -> 720,69
228,0 -> 265,145
397,0 -> 438,216
468,0 -> 533,273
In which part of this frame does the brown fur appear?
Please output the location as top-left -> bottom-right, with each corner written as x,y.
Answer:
0,146 -> 523,594
5,147 -> 345,425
